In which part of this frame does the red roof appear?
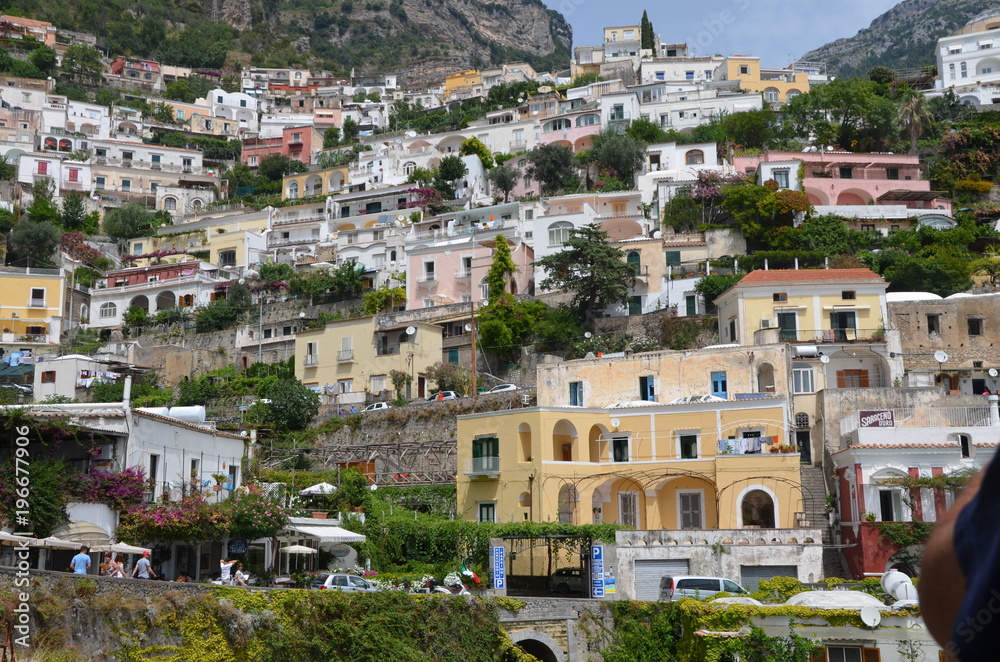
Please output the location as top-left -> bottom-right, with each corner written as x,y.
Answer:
739,268 -> 883,284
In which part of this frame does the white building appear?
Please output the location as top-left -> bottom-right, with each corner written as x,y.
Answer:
203,88 -> 263,132
32,354 -> 119,401
930,10 -> 1000,105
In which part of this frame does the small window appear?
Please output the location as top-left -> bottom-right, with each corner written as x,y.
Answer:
773,293 -> 787,302
927,314 -> 941,335
969,318 -> 984,336
612,436 -> 629,462
679,434 -> 698,459
839,167 -> 853,179
792,367 -> 815,394
447,348 -> 459,364
263,328 -> 273,339
685,149 -> 705,165
665,251 -> 681,266
879,489 -> 903,522
711,371 -> 728,399
842,291 -> 856,300
739,65 -> 749,75
886,168 -> 899,180
41,371 -> 56,383
569,381 -> 584,407
639,375 -> 655,401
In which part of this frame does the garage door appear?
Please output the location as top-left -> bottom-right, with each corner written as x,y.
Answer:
633,559 -> 690,601
740,565 -> 798,592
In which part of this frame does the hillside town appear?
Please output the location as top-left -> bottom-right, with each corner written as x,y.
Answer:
1,5 -> 1000,661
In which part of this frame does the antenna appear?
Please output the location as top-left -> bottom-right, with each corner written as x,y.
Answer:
860,606 -> 881,629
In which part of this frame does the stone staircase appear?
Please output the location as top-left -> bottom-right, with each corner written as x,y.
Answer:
799,463 -> 846,580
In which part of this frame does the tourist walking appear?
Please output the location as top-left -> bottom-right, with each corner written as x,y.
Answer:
70,546 -> 91,575
132,551 -> 157,580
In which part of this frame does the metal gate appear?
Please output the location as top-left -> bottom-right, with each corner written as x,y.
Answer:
740,565 -> 798,592
633,559 -> 690,601
503,535 -> 592,598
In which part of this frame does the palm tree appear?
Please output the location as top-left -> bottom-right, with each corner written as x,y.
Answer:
898,92 -> 933,154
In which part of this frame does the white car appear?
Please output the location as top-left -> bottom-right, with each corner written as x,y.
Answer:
363,402 -> 391,412
487,384 -> 519,393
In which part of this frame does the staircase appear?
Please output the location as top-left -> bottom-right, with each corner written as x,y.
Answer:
799,463 -> 846,580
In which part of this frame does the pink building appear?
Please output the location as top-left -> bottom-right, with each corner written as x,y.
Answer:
242,126 -> 320,166
733,151 -> 952,214
407,235 -> 534,311
538,108 -> 602,154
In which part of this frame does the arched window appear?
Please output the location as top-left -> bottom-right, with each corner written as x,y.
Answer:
480,278 -> 490,301
99,302 -> 117,319
164,197 -> 177,211
548,221 -> 574,247
786,89 -> 801,101
192,199 -> 203,210
764,88 -> 779,103
403,161 -> 416,176
685,149 -> 705,165
741,490 -> 775,528
287,181 -> 299,199
626,251 -> 641,275
575,114 -> 600,127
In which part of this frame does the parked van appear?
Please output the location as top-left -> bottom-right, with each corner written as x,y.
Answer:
659,576 -> 748,601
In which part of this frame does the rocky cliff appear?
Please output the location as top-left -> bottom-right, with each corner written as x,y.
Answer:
801,0 -> 1000,78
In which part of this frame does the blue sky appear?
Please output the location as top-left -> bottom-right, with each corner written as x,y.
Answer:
543,0 -> 903,66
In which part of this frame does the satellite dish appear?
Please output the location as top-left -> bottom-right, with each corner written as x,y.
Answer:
860,606 -> 882,629
405,326 -> 416,335
934,350 -> 949,364
610,418 -> 621,429
464,323 -> 473,332
584,332 -> 592,339
882,570 -> 918,601
405,130 -> 417,138
819,355 -> 830,364
369,484 -> 378,491
990,368 -> 998,378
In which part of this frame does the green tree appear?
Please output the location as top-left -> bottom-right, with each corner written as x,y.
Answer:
524,143 -> 575,195
337,467 -> 371,511
328,260 -> 366,300
407,167 -> 435,187
782,78 -> 899,151
588,127 -> 647,186
322,127 -> 341,148
24,180 -> 61,225
694,273 -> 742,308
7,219 -> 61,267
487,163 -> 520,202
867,66 -> 896,86
60,191 -> 89,232
103,204 -> 156,242
60,44 -> 104,85
341,117 -> 359,143
28,46 -> 58,74
640,10 -> 654,50
0,154 -> 16,182
484,234 -> 517,303
258,154 -> 306,182
361,287 -> 406,314
94,88 -> 121,108
438,155 -> 468,186
459,137 -> 494,169
661,191 -> 701,231
261,378 -> 321,430
898,90 -> 933,154
425,362 -> 472,394
626,118 -> 671,144
123,305 -> 152,329
535,223 -> 636,329
971,247 -> 1000,286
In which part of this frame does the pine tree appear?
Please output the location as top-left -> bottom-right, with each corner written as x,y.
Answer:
640,11 -> 654,51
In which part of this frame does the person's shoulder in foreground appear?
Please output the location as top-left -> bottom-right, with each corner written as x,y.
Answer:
920,459 -> 997,661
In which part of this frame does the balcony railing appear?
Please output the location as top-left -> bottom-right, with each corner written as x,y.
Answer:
454,268 -> 472,279
93,273 -> 204,295
304,353 -> 318,366
465,457 -> 500,476
28,298 -> 46,308
268,235 -> 318,247
841,407 -> 995,436
1,333 -> 48,343
417,273 -> 437,283
338,349 -> 354,362
779,328 -> 885,343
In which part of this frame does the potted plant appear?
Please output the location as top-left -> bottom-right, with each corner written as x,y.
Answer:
212,473 -> 228,491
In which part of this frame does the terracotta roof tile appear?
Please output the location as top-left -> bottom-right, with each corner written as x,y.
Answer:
833,443 -> 961,453
738,268 -> 883,284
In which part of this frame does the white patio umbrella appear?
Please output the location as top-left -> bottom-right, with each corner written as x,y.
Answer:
280,545 -> 318,554
91,543 -> 151,554
298,482 -> 337,495
32,536 -> 81,549
0,531 -> 33,545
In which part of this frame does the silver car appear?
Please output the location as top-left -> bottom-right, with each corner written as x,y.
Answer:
659,576 -> 748,601
314,573 -> 377,592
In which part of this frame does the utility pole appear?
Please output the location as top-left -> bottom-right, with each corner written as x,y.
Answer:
470,298 -> 477,397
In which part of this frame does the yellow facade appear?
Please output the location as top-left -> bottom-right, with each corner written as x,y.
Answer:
714,269 -> 888,347
0,269 -> 65,342
723,57 -> 809,103
295,317 -> 443,398
457,398 -> 803,530
281,166 -> 350,201
444,70 -> 483,93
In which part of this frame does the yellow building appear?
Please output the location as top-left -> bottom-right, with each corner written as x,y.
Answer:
281,165 -> 350,201
0,266 -> 66,349
457,397 -> 802,529
444,70 -> 483,94
718,56 -> 809,104
295,317 -> 443,406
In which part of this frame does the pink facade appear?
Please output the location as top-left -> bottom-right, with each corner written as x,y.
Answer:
408,239 -> 534,310
538,117 -> 601,154
242,126 -> 318,166
733,151 -> 952,214
105,262 -> 203,288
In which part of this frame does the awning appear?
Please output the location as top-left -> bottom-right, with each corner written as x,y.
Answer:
50,521 -> 111,546
286,524 -> 366,544
0,365 -> 34,377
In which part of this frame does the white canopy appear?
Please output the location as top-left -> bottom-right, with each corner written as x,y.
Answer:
299,482 -> 338,495
286,524 -> 366,544
91,543 -> 152,554
0,531 -> 32,545
280,544 -> 318,554
32,536 -> 81,549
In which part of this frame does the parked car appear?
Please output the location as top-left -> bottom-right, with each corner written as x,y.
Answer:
659,576 -> 748,601
312,573 -> 378,592
363,402 -> 391,412
486,384 -> 519,394
426,391 -> 459,401
548,567 -> 584,594
0,383 -> 31,395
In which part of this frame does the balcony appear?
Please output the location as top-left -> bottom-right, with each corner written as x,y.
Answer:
841,406 -> 996,436
337,349 -> 354,363
1,333 -> 49,343
509,140 -> 527,151
28,298 -> 46,308
417,273 -> 437,283
779,328 -> 885,343
454,268 -> 472,279
268,235 -> 319,248
304,353 -> 318,366
465,456 -> 500,478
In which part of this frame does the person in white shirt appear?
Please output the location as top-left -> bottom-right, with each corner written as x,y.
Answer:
220,558 -> 237,585
234,562 -> 248,587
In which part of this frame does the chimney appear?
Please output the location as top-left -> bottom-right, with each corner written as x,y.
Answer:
825,257 -> 829,269
764,258 -> 769,271
794,257 -> 799,270
123,375 -> 132,406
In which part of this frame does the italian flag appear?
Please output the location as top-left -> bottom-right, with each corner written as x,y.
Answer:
460,562 -> 480,584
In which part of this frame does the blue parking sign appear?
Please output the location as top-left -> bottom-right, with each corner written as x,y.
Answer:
492,546 -> 505,590
592,544 -> 605,598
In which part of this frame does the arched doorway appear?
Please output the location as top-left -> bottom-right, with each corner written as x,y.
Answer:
757,363 -> 775,393
557,484 -> 578,524
509,630 -> 564,662
129,295 -> 150,313
155,291 -> 176,311
553,420 -> 578,461
741,490 -> 775,528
